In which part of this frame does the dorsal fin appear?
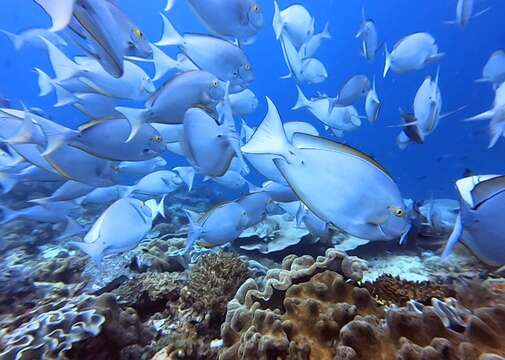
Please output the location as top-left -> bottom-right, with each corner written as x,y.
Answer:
291,133 -> 392,179
78,116 -> 123,132
471,175 -> 505,208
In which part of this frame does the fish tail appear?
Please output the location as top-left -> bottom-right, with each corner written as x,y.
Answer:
34,67 -> 54,97
68,240 -> 104,267
441,213 -> 463,262
184,209 -> 202,252
0,172 -> 18,196
53,83 -> 77,107
155,13 -> 184,47
292,85 -> 310,110
321,22 -> 331,39
164,0 -> 176,11
145,195 -> 166,219
40,37 -> 80,80
241,97 -> 291,160
115,106 -> 149,142
57,216 -> 85,241
151,43 -> 180,81
173,166 -> 195,192
383,43 -> 391,78
34,0 -> 75,32
40,127 -> 78,157
273,1 -> 284,40
0,29 -> 23,51
488,119 -> 505,148
5,112 -> 38,146
465,109 -> 495,122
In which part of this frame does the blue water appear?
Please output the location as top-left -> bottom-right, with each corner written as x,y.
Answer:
1,0 -> 504,201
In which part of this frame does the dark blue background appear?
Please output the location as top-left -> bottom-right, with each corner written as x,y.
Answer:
0,0 -> 503,200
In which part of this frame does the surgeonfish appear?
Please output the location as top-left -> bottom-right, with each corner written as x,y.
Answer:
242,97 -> 410,241
356,9 -> 379,62
444,0 -> 489,28
69,197 -> 166,266
383,32 -> 444,77
116,157 -> 167,175
226,89 -> 259,117
273,1 -> 314,49
185,0 -> 264,44
81,185 -> 129,205
466,82 -> 505,148
328,75 -> 370,112
116,70 -> 224,141
156,14 -> 254,92
298,22 -> 331,60
442,175 -> 505,267
293,86 -> 362,136
365,78 -> 381,124
124,170 -> 193,198
0,28 -> 67,50
40,40 -> 155,101
184,202 -> 249,251
279,34 -> 328,84
237,191 -> 273,228
30,180 -> 95,204
476,50 -> 505,88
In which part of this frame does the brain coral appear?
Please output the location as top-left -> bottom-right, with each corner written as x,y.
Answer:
219,249 -> 505,360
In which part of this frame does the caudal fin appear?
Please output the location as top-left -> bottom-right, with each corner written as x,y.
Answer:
53,83 -> 77,107
34,67 -> 54,96
0,29 -> 24,50
68,240 -> 104,267
173,166 -> 195,192
0,173 -> 18,196
145,195 -> 166,219
465,109 -> 495,122
273,1 -> 285,40
151,43 -> 180,81
383,44 -> 391,78
34,0 -> 75,32
441,213 -> 462,262
183,209 -> 202,252
241,97 -> 291,160
321,22 -> 331,39
155,13 -> 184,47
41,37 -> 80,80
164,0 -> 176,11
115,106 -> 149,142
292,85 -> 310,110
56,216 -> 85,240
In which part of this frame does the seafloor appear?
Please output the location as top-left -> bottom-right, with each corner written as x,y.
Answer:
1,182 -> 504,360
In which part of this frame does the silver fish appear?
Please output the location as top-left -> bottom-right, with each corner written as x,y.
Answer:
476,50 -> 505,88
156,14 -> 254,92
328,74 -> 370,113
442,175 -> 505,267
365,78 -> 381,124
242,98 -> 409,241
273,1 -> 314,48
356,9 -> 379,62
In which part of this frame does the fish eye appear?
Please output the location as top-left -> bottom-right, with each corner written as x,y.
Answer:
389,206 -> 405,218
151,135 -> 162,143
211,80 -> 220,88
252,4 -> 261,13
133,28 -> 144,38
243,63 -> 252,71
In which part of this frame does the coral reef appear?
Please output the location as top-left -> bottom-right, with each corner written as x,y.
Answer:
363,274 -> 454,306
33,252 -> 87,284
130,238 -> 186,273
219,249 -> 505,360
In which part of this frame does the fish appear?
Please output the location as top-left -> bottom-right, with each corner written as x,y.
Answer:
40,40 -> 155,101
69,196 -> 165,266
356,9 -> 379,62
397,110 -> 424,148
116,157 -> 167,175
273,1 -> 314,48
476,50 -> 505,88
444,0 -> 489,28
237,192 -> 273,228
418,198 -> 460,236
252,180 -> 299,203
242,97 -> 410,241
328,74 -> 370,112
365,78 -> 381,124
299,22 -> 331,60
205,158 -> 247,190
0,27 -> 67,50
0,202 -> 84,240
156,14 -> 254,92
281,201 -> 330,239
184,202 -> 249,251
185,0 -> 264,44
81,185 -> 129,205
293,86 -> 362,135
124,170 -> 192,198
442,175 -> 505,267
280,34 -> 327,84
116,70 -> 224,141
151,123 -> 185,156
30,180 -> 95,204
69,0 -> 151,78
70,117 -> 167,161
384,32 -> 444,77
224,89 -> 259,117
53,88 -> 120,119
